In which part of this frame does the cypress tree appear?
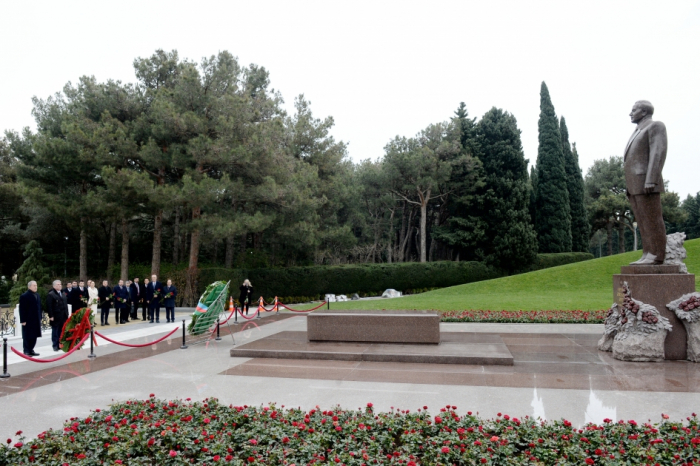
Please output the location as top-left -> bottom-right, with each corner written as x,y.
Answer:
535,82 -> 571,252
560,116 -> 590,252
529,165 -> 538,226
475,107 -> 538,272
9,240 -> 50,305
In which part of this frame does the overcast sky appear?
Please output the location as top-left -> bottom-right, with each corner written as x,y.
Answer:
2,1 -> 699,198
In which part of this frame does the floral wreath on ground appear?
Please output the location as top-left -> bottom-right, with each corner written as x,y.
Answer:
58,306 -> 96,352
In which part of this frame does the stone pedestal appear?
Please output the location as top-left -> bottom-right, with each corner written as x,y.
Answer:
307,309 -> 440,344
614,265 -> 696,360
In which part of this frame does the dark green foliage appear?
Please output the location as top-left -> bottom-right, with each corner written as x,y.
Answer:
472,108 -> 538,273
123,252 -> 592,302
9,240 -> 50,305
528,252 -> 593,270
534,82 -> 572,252
682,193 -> 700,239
560,118 -> 590,252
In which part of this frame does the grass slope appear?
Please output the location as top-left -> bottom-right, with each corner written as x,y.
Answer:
308,238 -> 700,311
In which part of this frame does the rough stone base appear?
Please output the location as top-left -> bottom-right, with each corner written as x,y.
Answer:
598,333 -> 614,352
682,321 -> 700,362
614,272 -> 695,360
612,330 -> 667,362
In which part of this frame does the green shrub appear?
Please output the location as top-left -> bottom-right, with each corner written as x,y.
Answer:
529,252 -> 594,271
121,253 -> 593,304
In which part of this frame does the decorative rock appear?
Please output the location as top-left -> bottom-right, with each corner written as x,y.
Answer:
336,294 -> 348,302
324,294 -> 336,303
664,232 -> 688,273
610,282 -> 672,362
612,331 -> 667,362
381,289 -> 402,298
597,303 -> 621,352
351,293 -> 360,300
667,292 -> 700,362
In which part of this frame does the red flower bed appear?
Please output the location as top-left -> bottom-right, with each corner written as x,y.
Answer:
1,396 -> 698,465
441,309 -> 606,323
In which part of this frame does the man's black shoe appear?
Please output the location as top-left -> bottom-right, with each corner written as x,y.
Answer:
53,347 -> 59,352
149,320 -> 154,323
104,322 -> 110,325
29,351 -> 40,356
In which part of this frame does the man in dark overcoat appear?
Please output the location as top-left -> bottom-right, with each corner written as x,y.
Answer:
98,280 -> 113,326
129,278 -> 141,320
147,275 -> 163,323
46,280 -> 69,351
113,280 -> 130,324
19,281 -> 42,356
163,279 -> 177,323
74,280 -> 89,311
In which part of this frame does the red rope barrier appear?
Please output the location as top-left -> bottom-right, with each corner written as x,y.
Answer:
11,334 -> 90,363
279,301 -> 327,313
95,327 -> 179,347
237,308 -> 260,320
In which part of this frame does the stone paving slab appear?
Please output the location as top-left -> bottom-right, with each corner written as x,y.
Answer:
230,330 -> 514,365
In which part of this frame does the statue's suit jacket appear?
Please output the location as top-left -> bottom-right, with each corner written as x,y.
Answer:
623,118 -> 667,196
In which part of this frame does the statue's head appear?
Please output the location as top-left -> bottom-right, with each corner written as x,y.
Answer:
630,100 -> 654,124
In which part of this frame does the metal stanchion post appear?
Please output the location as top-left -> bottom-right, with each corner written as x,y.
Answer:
0,338 -> 10,379
234,305 -> 238,325
327,299 -> 330,310
215,319 -> 221,341
88,325 -> 96,359
180,319 -> 188,349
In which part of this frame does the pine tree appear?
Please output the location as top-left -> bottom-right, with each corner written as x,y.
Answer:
560,116 -> 590,252
9,240 -> 50,305
474,107 -> 538,272
535,82 -> 571,252
529,165 -> 538,225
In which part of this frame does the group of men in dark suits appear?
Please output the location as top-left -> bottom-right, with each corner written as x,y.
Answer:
18,275 -> 178,354
61,280 -> 89,315
97,275 -> 177,325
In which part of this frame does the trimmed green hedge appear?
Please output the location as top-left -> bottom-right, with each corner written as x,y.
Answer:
528,252 -> 594,271
119,252 -> 594,303
199,261 -> 500,301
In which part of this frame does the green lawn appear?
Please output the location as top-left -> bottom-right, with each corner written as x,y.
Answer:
298,238 -> 700,312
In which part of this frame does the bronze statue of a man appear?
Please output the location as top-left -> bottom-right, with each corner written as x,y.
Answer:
624,100 -> 667,265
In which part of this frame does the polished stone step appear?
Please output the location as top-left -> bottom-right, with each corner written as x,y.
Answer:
230,331 -> 514,365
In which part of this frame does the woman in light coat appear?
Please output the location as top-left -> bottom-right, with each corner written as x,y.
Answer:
88,280 -> 99,317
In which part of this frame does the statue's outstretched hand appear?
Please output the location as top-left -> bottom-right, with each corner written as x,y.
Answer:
644,183 -> 656,193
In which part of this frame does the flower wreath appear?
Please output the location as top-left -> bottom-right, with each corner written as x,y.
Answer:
59,306 -> 97,352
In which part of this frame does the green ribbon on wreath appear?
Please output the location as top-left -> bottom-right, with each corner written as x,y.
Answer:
59,307 -> 97,352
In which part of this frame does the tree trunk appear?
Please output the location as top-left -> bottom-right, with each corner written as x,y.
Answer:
172,207 -> 180,266
151,209 -> 163,277
428,212 -> 438,262
188,207 -> 202,270
80,217 -> 88,281
606,220 -> 613,256
386,209 -> 395,263
419,189 -> 430,262
225,236 -> 234,268
185,206 -> 202,306
107,222 -> 116,279
398,202 -> 407,262
240,233 -> 247,261
213,240 -> 219,265
618,225 -> 626,254
120,218 -> 129,281
399,207 -> 415,262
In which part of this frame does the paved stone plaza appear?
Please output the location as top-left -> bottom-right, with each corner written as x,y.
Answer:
2,312 -> 700,440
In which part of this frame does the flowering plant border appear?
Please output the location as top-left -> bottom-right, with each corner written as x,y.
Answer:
440,309 -> 606,324
1,396 -> 698,465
